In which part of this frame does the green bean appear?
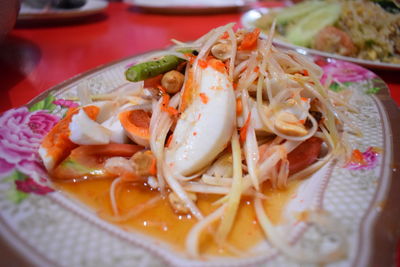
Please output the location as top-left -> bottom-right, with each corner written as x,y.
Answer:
176,48 -> 198,55
125,55 -> 185,82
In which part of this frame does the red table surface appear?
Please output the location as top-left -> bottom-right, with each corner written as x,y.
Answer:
0,1 -> 399,266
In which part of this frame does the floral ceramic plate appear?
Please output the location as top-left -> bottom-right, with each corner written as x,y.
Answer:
241,8 -> 400,70
0,52 -> 399,267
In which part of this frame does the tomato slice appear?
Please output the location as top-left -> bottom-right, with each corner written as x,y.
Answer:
287,137 -> 323,175
51,144 -> 143,181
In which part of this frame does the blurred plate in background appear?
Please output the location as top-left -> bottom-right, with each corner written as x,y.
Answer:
125,0 -> 256,14
18,0 -> 108,21
241,8 -> 400,70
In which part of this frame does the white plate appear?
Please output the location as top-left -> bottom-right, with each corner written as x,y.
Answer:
0,50 -> 399,266
125,0 -> 256,14
241,8 -> 400,70
18,0 -> 108,21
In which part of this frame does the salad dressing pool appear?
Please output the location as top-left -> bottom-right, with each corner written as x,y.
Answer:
53,179 -> 301,256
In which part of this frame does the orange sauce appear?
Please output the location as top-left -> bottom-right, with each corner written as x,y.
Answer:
53,179 -> 301,256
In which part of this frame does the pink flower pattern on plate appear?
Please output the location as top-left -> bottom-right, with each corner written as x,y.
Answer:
15,177 -> 54,195
0,107 -> 59,178
319,60 -> 376,84
53,99 -> 79,108
346,147 -> 381,171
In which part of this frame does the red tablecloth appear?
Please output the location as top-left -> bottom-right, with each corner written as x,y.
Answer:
1,2 -> 399,113
0,2 -> 399,266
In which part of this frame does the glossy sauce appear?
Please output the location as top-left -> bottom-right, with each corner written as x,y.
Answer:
53,179 -> 301,256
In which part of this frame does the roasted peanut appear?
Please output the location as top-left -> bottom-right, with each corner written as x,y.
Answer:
211,43 -> 232,61
130,150 -> 156,177
274,111 -> 307,137
161,70 -> 184,94
168,192 -> 197,214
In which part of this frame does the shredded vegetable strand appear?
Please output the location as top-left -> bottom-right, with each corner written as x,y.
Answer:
227,28 -> 237,80
162,161 -> 204,220
77,81 -> 92,106
102,195 -> 162,222
150,93 -> 180,192
150,98 -> 167,191
110,177 -> 122,215
201,174 -> 233,186
216,130 -> 243,242
289,153 -> 333,181
186,205 -> 226,258
241,90 -> 260,190
193,23 -> 235,83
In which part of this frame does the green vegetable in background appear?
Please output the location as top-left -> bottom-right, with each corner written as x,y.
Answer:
125,55 -> 185,82
286,3 -> 342,47
275,1 -> 327,24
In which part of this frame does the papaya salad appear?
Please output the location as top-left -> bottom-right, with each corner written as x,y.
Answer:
39,24 -> 354,262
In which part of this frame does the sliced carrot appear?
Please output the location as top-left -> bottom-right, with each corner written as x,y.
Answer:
149,156 -> 157,176
233,82 -> 238,90
236,98 -> 243,116
239,112 -> 251,144
159,85 -> 170,110
351,149 -> 366,165
186,54 -> 196,65
158,86 -> 179,116
166,106 -> 179,116
221,31 -> 229,39
41,105 -> 100,170
207,58 -> 226,73
238,28 -> 260,51
198,59 -> 208,69
199,93 -> 209,104
161,91 -> 171,111
224,59 -> 231,73
162,93 -> 170,109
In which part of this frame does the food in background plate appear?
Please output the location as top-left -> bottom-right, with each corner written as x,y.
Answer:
22,0 -> 86,9
39,24 -> 359,262
254,0 -> 400,64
